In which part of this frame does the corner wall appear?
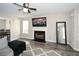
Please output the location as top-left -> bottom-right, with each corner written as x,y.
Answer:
6,19 -> 20,41
67,8 -> 79,51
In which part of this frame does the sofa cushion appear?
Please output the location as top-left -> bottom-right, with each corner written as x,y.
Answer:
0,37 -> 8,49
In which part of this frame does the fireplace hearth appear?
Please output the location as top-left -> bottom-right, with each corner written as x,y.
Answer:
34,31 -> 45,42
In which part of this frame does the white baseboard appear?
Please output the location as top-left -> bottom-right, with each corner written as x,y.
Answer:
73,48 -> 79,52
68,44 -> 79,52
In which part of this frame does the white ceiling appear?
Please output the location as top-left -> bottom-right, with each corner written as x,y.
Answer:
0,3 -> 79,18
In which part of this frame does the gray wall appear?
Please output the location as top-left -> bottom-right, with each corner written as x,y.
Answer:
20,13 -> 69,43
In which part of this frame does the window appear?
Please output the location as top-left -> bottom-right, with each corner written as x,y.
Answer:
22,20 -> 29,34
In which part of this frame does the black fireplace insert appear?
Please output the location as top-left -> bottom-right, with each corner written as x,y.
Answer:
34,31 -> 45,42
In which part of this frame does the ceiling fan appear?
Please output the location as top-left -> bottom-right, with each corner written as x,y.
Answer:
13,3 -> 37,13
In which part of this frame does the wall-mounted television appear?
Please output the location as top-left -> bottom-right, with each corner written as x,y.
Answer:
32,17 -> 47,27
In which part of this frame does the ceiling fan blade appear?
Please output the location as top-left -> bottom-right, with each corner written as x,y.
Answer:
23,3 -> 26,7
18,8 -> 23,11
29,8 -> 37,11
28,10 -> 31,13
13,3 -> 23,7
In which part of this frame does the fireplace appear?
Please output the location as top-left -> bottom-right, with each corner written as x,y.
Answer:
34,31 -> 45,42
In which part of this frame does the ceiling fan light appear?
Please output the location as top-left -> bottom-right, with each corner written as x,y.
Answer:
23,8 -> 28,12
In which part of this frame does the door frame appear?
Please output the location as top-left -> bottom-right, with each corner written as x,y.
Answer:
56,22 -> 67,45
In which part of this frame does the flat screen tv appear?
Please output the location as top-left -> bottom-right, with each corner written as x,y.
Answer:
32,17 -> 47,27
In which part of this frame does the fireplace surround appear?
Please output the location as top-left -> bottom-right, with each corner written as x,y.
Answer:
34,31 -> 45,42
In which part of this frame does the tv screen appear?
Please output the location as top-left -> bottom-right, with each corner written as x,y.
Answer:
32,17 -> 47,27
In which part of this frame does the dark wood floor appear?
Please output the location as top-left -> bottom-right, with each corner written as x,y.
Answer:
18,38 -> 79,56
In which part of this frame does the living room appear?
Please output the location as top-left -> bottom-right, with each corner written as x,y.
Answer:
0,2 -> 79,56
